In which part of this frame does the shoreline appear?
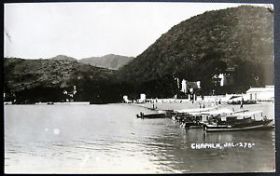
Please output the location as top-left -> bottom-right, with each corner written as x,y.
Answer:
4,99 -> 274,120
132,100 -> 275,120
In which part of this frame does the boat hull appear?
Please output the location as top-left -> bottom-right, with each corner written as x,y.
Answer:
204,120 -> 273,132
136,113 -> 166,119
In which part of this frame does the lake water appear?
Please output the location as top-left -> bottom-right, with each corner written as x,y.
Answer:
4,103 -> 275,173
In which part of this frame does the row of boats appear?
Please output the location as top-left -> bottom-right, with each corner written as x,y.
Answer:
136,106 -> 274,132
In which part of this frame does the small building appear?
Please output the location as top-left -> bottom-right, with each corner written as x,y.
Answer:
181,79 -> 201,93
62,85 -> 78,102
138,93 -> 146,103
246,85 -> 274,101
212,66 -> 236,87
179,79 -> 201,101
123,95 -> 130,103
187,81 -> 201,91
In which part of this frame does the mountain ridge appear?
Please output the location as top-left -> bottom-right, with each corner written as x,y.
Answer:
4,5 -> 274,102
7,53 -> 135,70
4,57 -> 114,91
80,54 -> 134,70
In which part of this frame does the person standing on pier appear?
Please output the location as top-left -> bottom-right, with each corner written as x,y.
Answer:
240,98 -> 244,109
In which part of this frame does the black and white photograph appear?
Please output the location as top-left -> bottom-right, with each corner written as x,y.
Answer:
3,1 -> 275,174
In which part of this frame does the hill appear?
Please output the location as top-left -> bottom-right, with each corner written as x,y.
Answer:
50,55 -> 77,61
3,6 -> 274,102
80,54 -> 134,70
118,6 -> 274,96
4,58 -> 118,103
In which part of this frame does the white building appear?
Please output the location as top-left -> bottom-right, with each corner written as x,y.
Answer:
213,73 -> 226,87
123,95 -> 129,103
175,77 -> 180,89
218,74 -> 225,87
181,79 -> 201,93
246,85 -> 274,101
139,93 -> 146,103
197,81 -> 201,89
181,79 -> 187,93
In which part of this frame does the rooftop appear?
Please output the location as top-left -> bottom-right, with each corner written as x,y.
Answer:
246,85 -> 274,92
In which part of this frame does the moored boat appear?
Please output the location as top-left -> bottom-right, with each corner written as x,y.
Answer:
136,111 -> 166,119
203,110 -> 274,132
173,106 -> 229,128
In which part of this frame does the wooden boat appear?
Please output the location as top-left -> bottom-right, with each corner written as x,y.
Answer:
199,108 -> 235,124
146,107 -> 158,111
174,113 -> 202,128
136,112 -> 166,119
173,107 -> 227,128
203,110 -> 274,132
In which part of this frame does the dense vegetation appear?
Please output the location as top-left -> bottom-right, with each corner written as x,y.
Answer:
118,6 -> 273,96
4,6 -> 274,103
3,58 -> 120,103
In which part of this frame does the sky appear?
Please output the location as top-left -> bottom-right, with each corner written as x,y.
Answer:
4,2 -> 271,59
